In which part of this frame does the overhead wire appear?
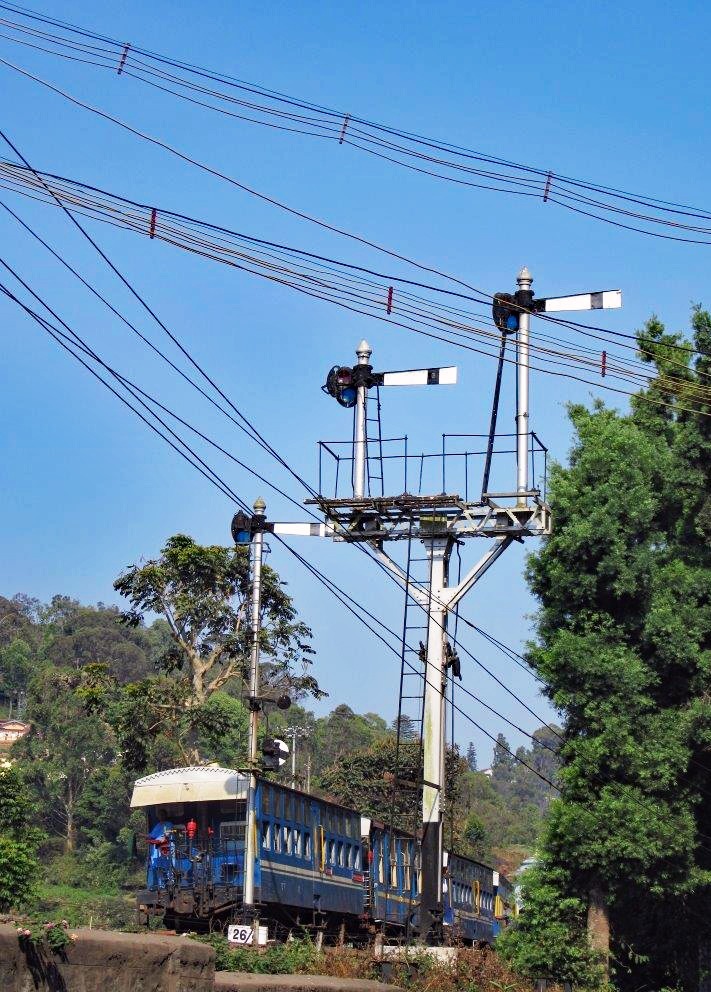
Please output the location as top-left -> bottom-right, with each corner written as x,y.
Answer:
2,158 -> 711,414
1,268 -> 560,787
1,6 -> 711,243
2,52 -> 711,376
0,164 -> 566,764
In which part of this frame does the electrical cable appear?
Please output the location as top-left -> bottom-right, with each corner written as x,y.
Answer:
2,6 -> 711,245
3,157 -> 710,411
0,125 -> 322,502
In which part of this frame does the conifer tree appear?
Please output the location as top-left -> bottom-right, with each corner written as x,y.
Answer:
500,307 -> 711,991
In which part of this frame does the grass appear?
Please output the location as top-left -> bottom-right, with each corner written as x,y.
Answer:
30,881 -> 137,930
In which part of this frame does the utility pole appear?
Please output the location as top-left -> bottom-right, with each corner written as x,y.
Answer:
250,265 -> 621,944
287,726 -> 300,790
243,497 -> 266,927
515,266 -> 533,501
353,339 -> 371,499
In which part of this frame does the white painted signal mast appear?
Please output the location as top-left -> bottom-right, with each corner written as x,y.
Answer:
236,267 -> 621,942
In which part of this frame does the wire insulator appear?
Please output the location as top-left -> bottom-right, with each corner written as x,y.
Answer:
543,171 -> 553,203
116,42 -> 131,75
338,114 -> 350,144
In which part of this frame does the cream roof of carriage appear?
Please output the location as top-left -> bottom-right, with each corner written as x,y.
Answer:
130,765 -> 250,808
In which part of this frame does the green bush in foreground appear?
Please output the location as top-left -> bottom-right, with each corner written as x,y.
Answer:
0,767 -> 41,911
193,933 -> 318,974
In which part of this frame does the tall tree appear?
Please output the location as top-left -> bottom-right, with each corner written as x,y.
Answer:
16,667 -> 118,852
492,733 -> 516,782
501,308 -> 711,990
114,534 -> 319,703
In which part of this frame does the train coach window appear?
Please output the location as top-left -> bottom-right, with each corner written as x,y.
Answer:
283,824 -> 292,855
338,841 -> 345,867
220,822 -> 246,842
378,847 -> 385,884
261,821 -> 271,850
293,829 -> 302,857
304,832 -> 311,860
328,839 -> 336,865
274,823 -> 282,853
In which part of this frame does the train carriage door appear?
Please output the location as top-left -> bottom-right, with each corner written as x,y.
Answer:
310,800 -> 325,873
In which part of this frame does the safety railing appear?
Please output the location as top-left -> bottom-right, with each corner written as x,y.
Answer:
316,432 -> 548,503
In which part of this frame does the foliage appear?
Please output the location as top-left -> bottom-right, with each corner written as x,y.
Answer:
194,936 -> 529,992
16,919 -> 75,954
15,667 -> 118,852
0,766 -> 41,910
114,534 -> 321,704
318,733 -> 470,838
193,933 -> 318,974
505,306 -> 711,990
0,836 -> 41,911
497,860 -> 604,987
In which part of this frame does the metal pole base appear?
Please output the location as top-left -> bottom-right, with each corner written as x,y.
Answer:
419,819 -> 443,944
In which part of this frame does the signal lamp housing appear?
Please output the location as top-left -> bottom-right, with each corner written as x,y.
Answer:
492,292 -> 521,334
231,511 -> 252,545
323,365 -> 358,408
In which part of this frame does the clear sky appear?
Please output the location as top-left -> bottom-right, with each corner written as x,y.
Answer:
1,0 -> 710,763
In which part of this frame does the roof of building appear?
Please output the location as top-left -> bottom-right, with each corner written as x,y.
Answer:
0,720 -> 31,731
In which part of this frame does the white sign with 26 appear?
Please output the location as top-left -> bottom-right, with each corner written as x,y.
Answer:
227,924 -> 254,945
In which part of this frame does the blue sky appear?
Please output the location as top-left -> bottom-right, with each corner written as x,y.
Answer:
1,0 -> 710,762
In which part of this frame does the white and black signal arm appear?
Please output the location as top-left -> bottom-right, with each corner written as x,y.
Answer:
323,350 -> 457,408
323,340 -> 458,499
492,287 -> 622,333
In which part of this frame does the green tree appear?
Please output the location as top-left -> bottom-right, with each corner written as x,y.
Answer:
114,534 -> 319,703
44,600 -> 160,682
0,637 -> 35,711
319,735 -> 468,837
502,307 -> 711,990
391,714 -> 418,740
16,667 -> 118,852
491,733 -> 516,783
0,766 -> 41,910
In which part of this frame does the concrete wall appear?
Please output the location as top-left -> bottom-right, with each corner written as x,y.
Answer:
0,925 -> 215,992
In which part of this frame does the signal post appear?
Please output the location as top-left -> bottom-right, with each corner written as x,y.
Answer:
234,267 -> 621,943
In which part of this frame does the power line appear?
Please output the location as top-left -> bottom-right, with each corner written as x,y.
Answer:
3,156 -> 710,412
0,125 -> 321,501
1,4 -> 711,244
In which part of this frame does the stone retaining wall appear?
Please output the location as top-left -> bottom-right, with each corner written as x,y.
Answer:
0,925 -> 215,992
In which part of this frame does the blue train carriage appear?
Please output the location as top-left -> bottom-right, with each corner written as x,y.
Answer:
443,852 -> 495,945
365,818 -> 421,935
256,779 -> 365,934
130,765 -> 250,928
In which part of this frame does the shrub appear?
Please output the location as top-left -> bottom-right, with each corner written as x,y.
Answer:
0,836 -> 40,911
